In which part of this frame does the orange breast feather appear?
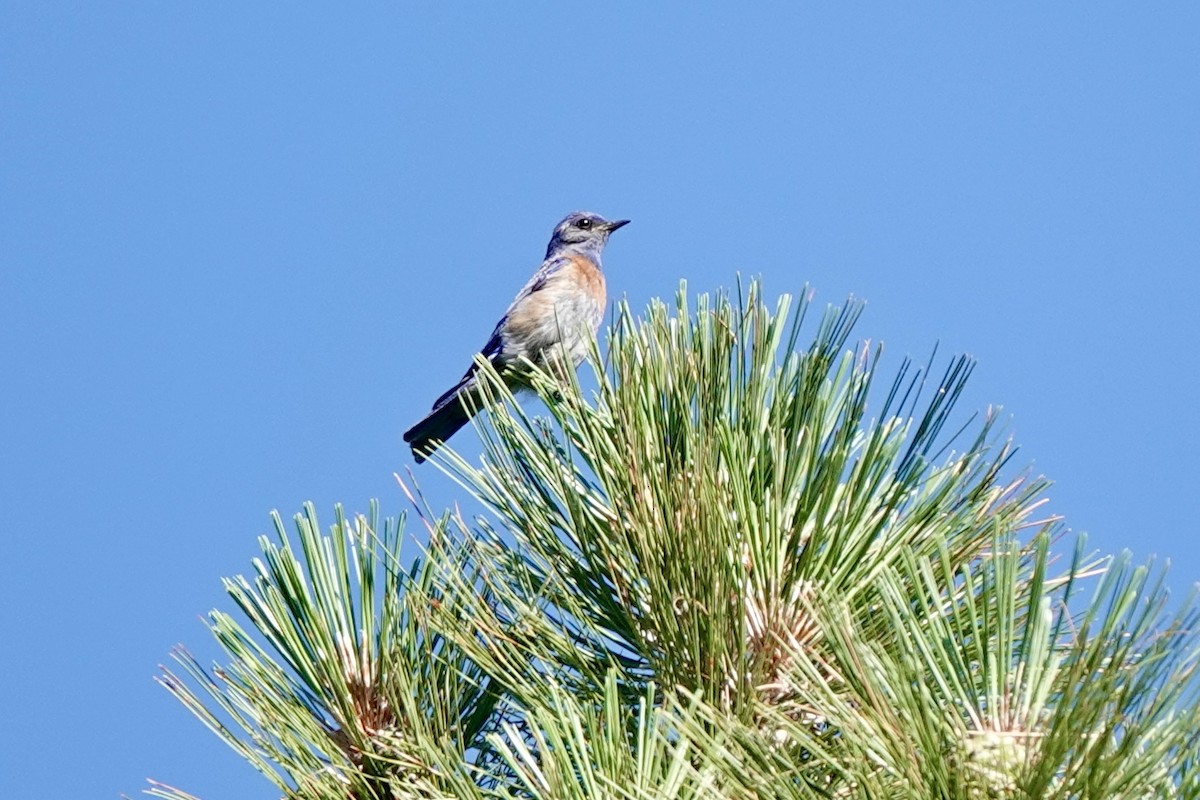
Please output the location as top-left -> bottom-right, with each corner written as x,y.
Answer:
567,254 -> 607,308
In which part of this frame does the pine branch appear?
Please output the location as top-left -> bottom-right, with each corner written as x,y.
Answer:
151,278 -> 1200,799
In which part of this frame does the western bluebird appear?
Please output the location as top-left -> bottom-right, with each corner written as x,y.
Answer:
404,211 -> 630,462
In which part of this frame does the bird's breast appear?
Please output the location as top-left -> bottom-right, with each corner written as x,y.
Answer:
501,255 -> 606,367
567,253 -> 607,310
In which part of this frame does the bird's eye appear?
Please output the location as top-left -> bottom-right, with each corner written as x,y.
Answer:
576,218 -> 593,229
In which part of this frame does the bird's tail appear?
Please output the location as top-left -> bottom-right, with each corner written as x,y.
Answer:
403,377 -> 479,463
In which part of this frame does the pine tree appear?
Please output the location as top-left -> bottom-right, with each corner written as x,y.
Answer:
149,280 -> 1200,799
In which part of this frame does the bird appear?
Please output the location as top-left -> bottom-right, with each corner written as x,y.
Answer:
404,211 -> 630,462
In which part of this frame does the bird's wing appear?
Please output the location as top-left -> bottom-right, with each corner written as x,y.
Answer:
431,336 -> 497,410
490,254 -> 575,330
507,255 -> 570,308
429,256 -> 571,411
429,318 -> 507,411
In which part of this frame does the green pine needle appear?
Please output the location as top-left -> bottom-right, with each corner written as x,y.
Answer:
151,278 -> 1200,799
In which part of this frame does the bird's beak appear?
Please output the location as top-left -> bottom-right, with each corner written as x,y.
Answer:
603,219 -> 631,233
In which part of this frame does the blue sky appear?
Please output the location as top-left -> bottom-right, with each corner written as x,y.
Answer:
2,4 -> 1198,797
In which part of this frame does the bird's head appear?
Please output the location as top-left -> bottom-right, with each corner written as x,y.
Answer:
546,211 -> 630,257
